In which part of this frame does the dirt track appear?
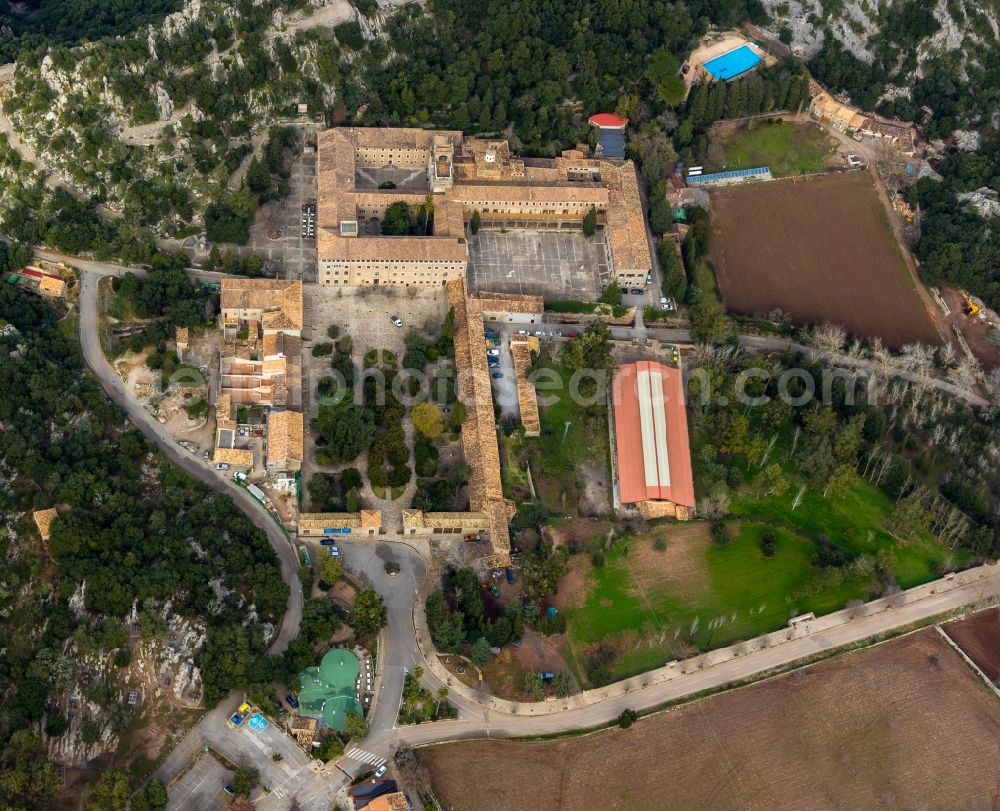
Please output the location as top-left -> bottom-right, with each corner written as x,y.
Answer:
419,629 -> 1000,810
709,172 -> 940,348
944,607 -> 1000,681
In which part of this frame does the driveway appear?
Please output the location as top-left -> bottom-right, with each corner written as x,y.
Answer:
166,753 -> 232,811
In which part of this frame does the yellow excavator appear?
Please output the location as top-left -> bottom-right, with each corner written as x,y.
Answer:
962,298 -> 980,318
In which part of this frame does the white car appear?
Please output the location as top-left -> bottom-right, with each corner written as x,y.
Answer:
374,765 -> 387,778
516,329 -> 528,335
390,316 -> 403,327
533,330 -> 545,336
487,348 -> 500,356
216,463 -> 229,471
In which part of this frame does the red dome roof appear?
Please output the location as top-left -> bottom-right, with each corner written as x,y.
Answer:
588,112 -> 629,128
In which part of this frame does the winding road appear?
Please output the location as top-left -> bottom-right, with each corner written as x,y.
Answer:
74,260 -> 303,658
59,252 -> 997,810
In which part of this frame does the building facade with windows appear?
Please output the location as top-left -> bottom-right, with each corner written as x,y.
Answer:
315,127 -> 651,289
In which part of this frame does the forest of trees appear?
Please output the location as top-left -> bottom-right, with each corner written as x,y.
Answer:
0,286 -> 287,802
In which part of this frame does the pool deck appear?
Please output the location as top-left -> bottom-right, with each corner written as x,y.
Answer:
684,33 -> 775,98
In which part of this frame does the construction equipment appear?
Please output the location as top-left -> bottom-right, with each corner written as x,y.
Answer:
962,298 -> 980,318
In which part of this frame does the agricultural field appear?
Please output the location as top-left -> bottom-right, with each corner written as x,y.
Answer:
418,630 -> 1000,811
708,171 -> 939,348
943,607 -> 1000,681
706,119 -> 834,178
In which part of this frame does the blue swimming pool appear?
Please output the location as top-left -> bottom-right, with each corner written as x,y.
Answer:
702,45 -> 762,80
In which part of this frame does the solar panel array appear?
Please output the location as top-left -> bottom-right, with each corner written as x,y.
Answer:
687,166 -> 771,184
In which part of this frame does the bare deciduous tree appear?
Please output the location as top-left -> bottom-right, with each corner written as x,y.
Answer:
811,321 -> 847,354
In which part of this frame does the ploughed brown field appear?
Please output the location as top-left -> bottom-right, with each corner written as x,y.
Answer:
708,172 -> 939,348
418,630 -> 1000,810
944,607 -> 1000,680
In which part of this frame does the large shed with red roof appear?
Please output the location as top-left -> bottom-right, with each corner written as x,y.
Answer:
612,361 -> 695,519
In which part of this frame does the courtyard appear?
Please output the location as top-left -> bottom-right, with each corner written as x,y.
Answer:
467,228 -> 612,301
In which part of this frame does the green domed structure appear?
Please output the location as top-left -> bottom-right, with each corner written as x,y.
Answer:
298,648 -> 363,733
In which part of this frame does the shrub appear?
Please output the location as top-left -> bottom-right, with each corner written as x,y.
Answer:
312,342 -> 334,357
652,536 -> 667,552
470,210 -> 481,234
710,520 -> 730,547
761,531 -> 776,557
618,708 -> 638,728
590,551 -> 605,567
326,324 -> 340,339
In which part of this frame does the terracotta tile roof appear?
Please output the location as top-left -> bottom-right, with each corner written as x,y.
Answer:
314,127 -> 648,279
298,513 -> 363,530
811,91 -> 866,130
403,510 -> 488,530
32,508 -> 58,540
448,182 -> 607,204
212,448 -> 253,467
360,509 -> 382,528
220,279 -> 303,331
215,392 -> 234,428
365,794 -> 410,811
316,229 -> 469,263
449,279 -> 513,565
37,275 -> 66,296
510,342 -> 540,436
267,410 -> 303,464
602,160 -> 652,274
477,291 -> 543,315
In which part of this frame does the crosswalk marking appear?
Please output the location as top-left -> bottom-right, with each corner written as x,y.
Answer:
345,747 -> 386,768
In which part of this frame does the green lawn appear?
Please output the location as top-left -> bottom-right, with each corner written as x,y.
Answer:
708,120 -> 833,178
526,362 -> 609,514
563,523 -> 875,682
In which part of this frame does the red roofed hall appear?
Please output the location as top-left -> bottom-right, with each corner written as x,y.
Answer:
587,113 -> 629,129
612,361 -> 695,518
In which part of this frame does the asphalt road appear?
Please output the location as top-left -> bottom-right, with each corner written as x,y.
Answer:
58,250 -> 995,809
76,266 -> 303,657
377,562 -> 1000,749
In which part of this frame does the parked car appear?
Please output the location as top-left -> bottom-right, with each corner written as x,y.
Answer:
516,329 -> 528,335
320,538 -> 338,546
550,330 -> 562,337
390,315 -> 403,327
328,546 -> 341,557
374,765 -> 387,778
223,785 -> 235,796
491,372 -> 503,379
533,330 -> 545,336
202,450 -> 210,459
487,358 -> 500,368
216,463 -> 229,470
646,273 -> 653,285
629,288 -> 644,296
505,568 -> 515,584
567,331 -> 577,338
285,693 -> 299,709
487,348 -> 500,356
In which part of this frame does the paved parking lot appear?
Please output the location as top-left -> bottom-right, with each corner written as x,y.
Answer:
468,228 -> 611,300
167,753 -> 231,811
